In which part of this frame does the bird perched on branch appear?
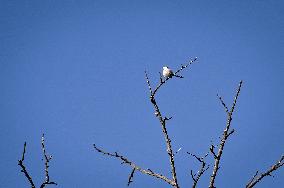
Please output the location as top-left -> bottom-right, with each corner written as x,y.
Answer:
163,66 -> 174,78
163,66 -> 183,78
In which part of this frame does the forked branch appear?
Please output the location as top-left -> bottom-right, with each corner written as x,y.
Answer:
18,134 -> 57,188
188,152 -> 210,188
209,80 -> 243,188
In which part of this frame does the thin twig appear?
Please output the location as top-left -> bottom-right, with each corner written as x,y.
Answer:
93,144 -> 176,186
144,71 -> 153,95
175,57 -> 197,76
209,80 -> 243,188
246,155 -> 284,188
127,168 -> 136,186
247,171 -> 259,187
217,94 -> 229,113
210,145 -> 217,159
230,81 -> 243,115
40,134 -> 57,188
18,142 -> 36,188
188,152 -> 210,188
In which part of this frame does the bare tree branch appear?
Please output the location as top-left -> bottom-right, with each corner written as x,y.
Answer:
246,155 -> 284,188
209,80 -> 243,188
145,71 -> 153,95
93,144 -> 175,186
209,145 -> 218,159
40,134 -> 57,188
18,142 -> 36,188
175,57 -> 198,77
188,152 -> 210,188
217,94 -> 229,113
127,168 -> 136,186
18,135 -> 57,188
247,171 -> 259,187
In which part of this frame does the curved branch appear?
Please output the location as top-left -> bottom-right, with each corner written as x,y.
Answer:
18,142 -> 36,188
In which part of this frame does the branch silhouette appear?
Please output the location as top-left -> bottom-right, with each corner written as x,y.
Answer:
187,152 -> 210,188
18,134 -> 57,188
18,142 -> 36,188
40,134 -> 57,188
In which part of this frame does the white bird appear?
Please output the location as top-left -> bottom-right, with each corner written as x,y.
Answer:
163,66 -> 174,78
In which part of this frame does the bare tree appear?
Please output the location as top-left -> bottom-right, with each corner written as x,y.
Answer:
18,134 -> 57,188
93,59 -> 283,187
17,60 -> 283,187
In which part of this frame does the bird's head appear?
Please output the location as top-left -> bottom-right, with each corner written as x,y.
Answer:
163,66 -> 169,70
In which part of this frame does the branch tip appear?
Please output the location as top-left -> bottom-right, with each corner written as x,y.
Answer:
246,155 -> 284,188
209,81 -> 243,188
127,168 -> 136,186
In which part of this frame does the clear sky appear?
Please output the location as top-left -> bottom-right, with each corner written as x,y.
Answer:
0,1 -> 283,188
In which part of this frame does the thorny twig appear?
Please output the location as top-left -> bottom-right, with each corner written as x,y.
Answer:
246,155 -> 284,188
18,135 -> 57,188
187,152 -> 210,188
209,80 -> 243,188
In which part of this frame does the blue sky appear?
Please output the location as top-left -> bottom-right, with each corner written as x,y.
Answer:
0,1 -> 283,187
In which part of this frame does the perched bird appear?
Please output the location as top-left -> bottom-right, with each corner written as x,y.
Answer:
162,66 -> 174,78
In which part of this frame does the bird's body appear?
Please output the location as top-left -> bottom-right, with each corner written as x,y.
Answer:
163,66 -> 174,78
